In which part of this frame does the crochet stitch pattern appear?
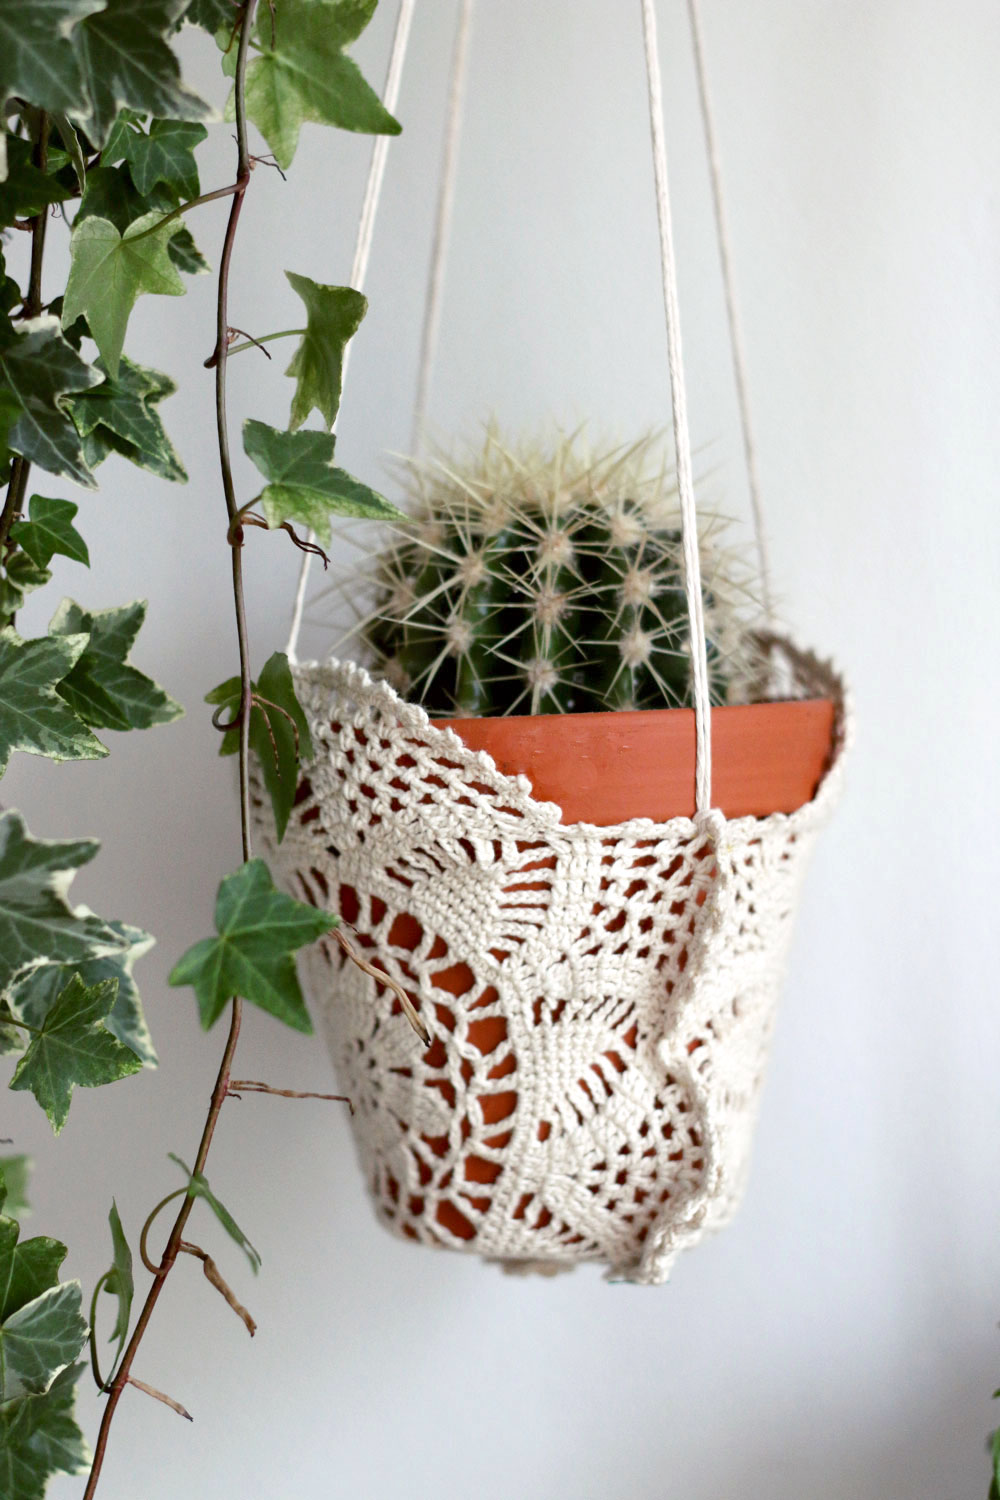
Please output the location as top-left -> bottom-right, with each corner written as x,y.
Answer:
253,635 -> 848,1283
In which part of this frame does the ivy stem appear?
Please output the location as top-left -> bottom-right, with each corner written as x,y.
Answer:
81,6 -> 260,1494
227,326 -> 306,357
123,180 -> 242,245
0,112 -> 50,559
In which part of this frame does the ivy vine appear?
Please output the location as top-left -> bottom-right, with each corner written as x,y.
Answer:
0,1 -> 403,1494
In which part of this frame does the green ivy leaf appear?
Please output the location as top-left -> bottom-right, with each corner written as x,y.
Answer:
118,118 -> 206,197
0,0 -> 105,118
0,1282 -> 88,1400
243,419 -> 402,548
225,0 -> 401,171
0,1158 -> 31,1221
71,0 -> 213,147
0,555 -> 52,620
0,628 -> 107,776
10,975 -> 142,1133
101,1201 -> 133,1357
168,1155 -> 260,1273
182,0 -> 238,33
0,810 -> 122,999
10,497 -> 90,570
0,1002 -> 27,1056
0,1219 -> 64,1327
165,224 -> 210,276
63,212 -> 185,377
48,598 -> 183,733
0,318 -> 100,488
0,140 -> 72,229
206,652 -> 313,842
168,858 -> 336,1032
9,920 -> 157,1068
0,1362 -> 90,1500
284,273 -> 366,431
50,113 -> 87,194
66,356 -> 186,482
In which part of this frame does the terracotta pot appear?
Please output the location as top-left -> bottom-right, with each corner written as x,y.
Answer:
434,697 -> 836,826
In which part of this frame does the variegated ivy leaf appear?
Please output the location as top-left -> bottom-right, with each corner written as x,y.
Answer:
224,0 -> 400,171
62,212 -> 185,377
0,629 -> 106,777
0,0 -> 105,120
0,1361 -> 90,1499
10,497 -> 90,571
0,318 -> 100,489
69,0 -> 213,147
66,357 -> 186,482
242,419 -> 402,549
10,975 -> 142,1133
9,920 -> 157,1067
48,598 -> 183,733
284,273 -> 367,431
0,810 -> 122,998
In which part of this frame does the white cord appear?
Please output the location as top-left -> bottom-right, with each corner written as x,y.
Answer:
411,0 -> 475,455
286,0 -> 416,664
640,0 -> 713,815
686,0 -> 773,621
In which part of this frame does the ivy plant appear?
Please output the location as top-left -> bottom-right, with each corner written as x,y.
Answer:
0,0 -> 404,1493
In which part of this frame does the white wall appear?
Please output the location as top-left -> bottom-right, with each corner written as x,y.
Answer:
6,3 -> 1000,1496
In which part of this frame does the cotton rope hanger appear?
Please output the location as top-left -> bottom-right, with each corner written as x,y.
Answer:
286,0 -> 417,663
287,0 -> 773,823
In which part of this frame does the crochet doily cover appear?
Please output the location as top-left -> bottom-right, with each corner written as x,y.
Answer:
254,637 -> 848,1284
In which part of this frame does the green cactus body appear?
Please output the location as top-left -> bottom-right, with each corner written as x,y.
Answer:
363,433 -> 761,719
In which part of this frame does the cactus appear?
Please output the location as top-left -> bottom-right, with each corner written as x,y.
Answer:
363,430 -> 763,717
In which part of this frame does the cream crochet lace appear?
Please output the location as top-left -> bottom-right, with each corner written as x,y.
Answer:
254,636 -> 848,1283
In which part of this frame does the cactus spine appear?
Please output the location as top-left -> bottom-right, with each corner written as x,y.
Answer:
366,431 -> 762,718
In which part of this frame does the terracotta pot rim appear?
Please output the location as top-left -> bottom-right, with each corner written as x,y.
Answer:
432,693 -> 833,730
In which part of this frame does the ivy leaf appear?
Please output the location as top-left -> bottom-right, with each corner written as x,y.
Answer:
0,555 -> 52,621
0,0 -> 105,119
118,118 -> 206,198
48,598 -> 183,733
0,1362 -> 90,1500
0,1002 -> 27,1056
9,920 -> 157,1068
50,113 -> 87,194
65,356 -> 186,483
0,318 -> 100,488
168,858 -> 336,1032
71,0 -> 213,147
168,1155 -> 260,1273
0,1217 -> 64,1327
284,273 -> 366,431
0,810 -> 121,999
225,0 -> 401,171
63,212 -> 185,376
165,224 -> 209,276
0,1281 -> 88,1400
0,628 -> 107,776
206,652 -> 312,842
243,419 -> 402,548
181,0 -> 238,33
10,497 -> 90,570
0,140 -> 71,229
0,1159 -> 31,1222
101,1201 -> 133,1355
10,975 -> 143,1133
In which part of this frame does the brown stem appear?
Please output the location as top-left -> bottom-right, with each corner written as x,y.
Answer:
81,6 -> 260,1494
228,1080 -> 353,1112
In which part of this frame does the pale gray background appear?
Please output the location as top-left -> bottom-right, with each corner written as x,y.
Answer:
5,2 -> 1000,1496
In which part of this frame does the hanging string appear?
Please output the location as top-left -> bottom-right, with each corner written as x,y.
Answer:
286,0 -> 416,663
411,0 -> 475,454
686,0 -> 773,620
639,0 -> 713,816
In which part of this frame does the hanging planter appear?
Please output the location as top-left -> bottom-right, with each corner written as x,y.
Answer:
255,0 -> 851,1282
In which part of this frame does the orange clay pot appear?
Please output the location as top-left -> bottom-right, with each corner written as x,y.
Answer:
434,697 -> 836,826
